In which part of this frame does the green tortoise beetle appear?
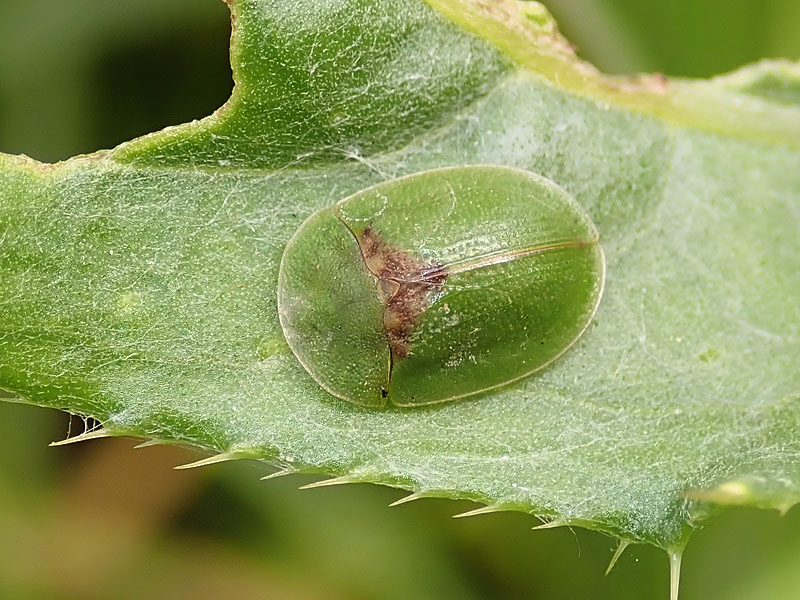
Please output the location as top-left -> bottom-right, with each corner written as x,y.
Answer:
277,165 -> 605,408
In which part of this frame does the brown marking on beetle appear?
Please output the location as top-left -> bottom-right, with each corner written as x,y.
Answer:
357,226 -> 447,360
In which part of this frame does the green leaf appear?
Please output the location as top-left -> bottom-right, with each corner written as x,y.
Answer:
1,0 -> 799,553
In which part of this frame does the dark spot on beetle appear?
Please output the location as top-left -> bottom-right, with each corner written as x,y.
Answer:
699,348 -> 720,363
381,387 -> 388,398
357,226 -> 447,361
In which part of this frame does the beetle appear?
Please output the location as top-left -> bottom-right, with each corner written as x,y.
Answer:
277,165 -> 605,407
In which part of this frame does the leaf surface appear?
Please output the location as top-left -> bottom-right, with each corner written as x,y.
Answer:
1,0 -> 799,548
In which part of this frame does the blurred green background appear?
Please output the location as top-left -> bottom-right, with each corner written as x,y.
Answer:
0,1 -> 798,598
